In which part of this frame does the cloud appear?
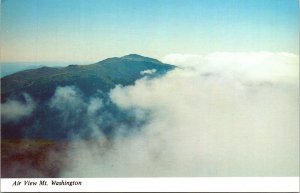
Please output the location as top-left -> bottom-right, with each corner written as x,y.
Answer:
86,97 -> 105,137
47,86 -> 142,140
61,52 -> 299,177
140,69 -> 157,75
161,52 -> 299,84
1,93 -> 36,123
48,86 -> 106,139
49,86 -> 86,113
49,86 -> 86,126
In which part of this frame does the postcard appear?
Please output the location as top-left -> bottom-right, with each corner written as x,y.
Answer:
1,0 -> 299,192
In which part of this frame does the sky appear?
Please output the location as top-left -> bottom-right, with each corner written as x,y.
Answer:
0,0 -> 299,63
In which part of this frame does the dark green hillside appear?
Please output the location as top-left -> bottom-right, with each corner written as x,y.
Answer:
1,54 -> 175,102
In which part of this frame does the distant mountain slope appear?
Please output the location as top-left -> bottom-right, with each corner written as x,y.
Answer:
1,54 -> 175,102
1,54 -> 175,140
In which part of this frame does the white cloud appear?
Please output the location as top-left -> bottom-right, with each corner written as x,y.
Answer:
161,52 -> 299,84
49,86 -> 85,112
140,69 -> 157,75
1,93 -> 36,123
62,52 -> 299,177
49,86 -> 87,129
49,86 -> 106,138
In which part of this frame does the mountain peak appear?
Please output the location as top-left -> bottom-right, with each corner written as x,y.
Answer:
122,54 -> 145,59
121,54 -> 162,63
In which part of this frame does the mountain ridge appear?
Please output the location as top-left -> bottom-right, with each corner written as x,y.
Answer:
1,54 -> 175,102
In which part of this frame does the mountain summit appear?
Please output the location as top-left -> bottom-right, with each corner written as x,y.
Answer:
121,54 -> 162,64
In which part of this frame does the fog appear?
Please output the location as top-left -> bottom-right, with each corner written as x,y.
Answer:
1,93 -> 36,123
48,86 -> 117,139
60,52 -> 299,177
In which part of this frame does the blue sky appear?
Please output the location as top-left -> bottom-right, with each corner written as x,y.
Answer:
0,0 -> 299,62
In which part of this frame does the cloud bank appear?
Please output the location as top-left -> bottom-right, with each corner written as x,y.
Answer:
61,52 -> 299,177
162,52 -> 298,84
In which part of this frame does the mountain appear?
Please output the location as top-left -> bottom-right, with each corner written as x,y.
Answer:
1,54 -> 175,140
1,54 -> 174,102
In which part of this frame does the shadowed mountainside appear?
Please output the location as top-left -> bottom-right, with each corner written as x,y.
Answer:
1,54 -> 175,102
